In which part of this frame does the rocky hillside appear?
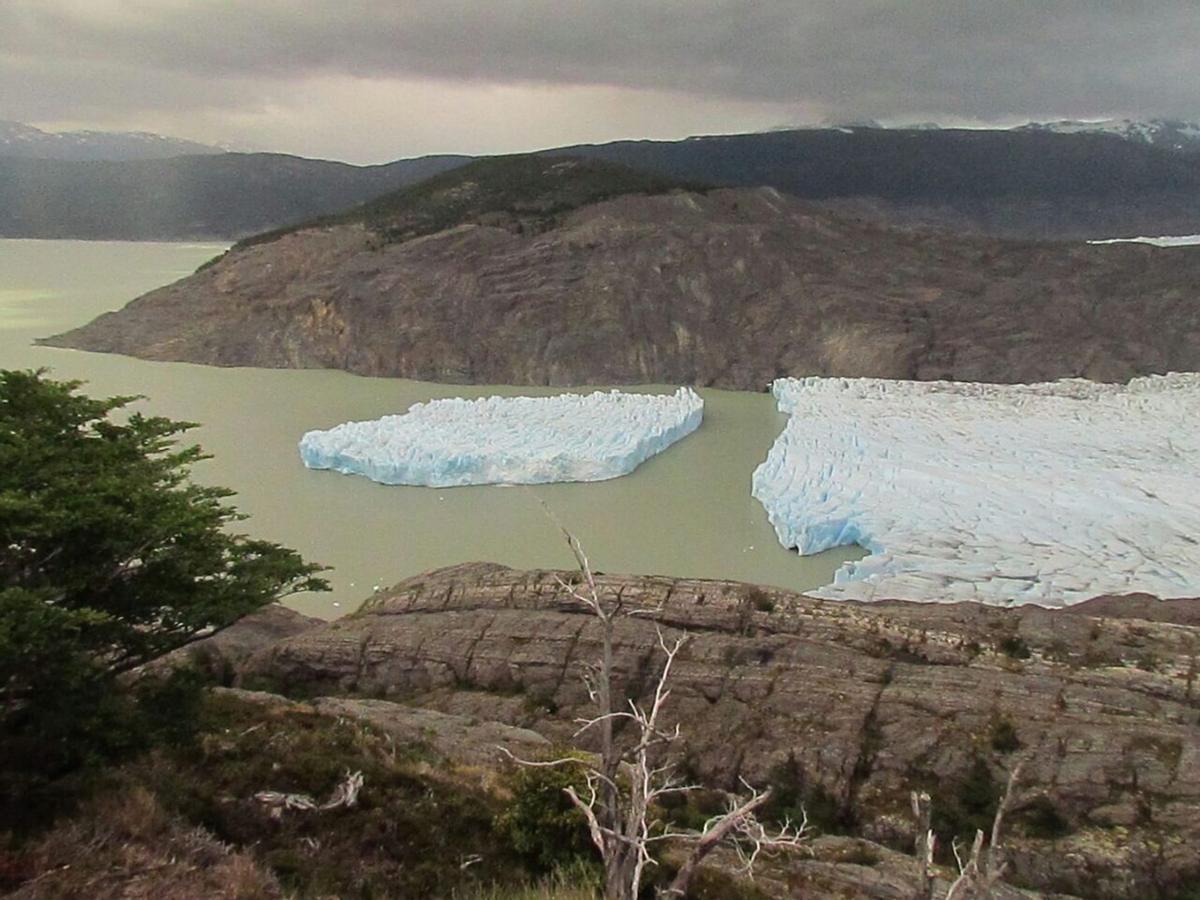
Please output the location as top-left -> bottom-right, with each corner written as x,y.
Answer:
45,155 -> 1200,389
227,562 -> 1200,898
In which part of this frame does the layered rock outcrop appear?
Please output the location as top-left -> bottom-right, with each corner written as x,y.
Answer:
45,186 -> 1200,389
239,563 -> 1200,898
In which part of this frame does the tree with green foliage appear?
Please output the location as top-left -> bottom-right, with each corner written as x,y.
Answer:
0,369 -> 327,805
496,752 -> 593,872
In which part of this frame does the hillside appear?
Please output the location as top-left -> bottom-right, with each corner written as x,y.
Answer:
43,154 -> 1200,389
0,152 -> 469,240
234,153 -> 697,250
566,127 -> 1200,239
5,126 -> 1200,241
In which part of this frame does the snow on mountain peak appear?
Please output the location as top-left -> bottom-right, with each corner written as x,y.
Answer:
1016,118 -> 1200,152
0,120 -> 225,161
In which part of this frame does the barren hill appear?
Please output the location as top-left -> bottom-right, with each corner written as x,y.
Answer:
44,156 -> 1200,389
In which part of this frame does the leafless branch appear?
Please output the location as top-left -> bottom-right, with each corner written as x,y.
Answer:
254,769 -> 363,819
512,519 -> 808,900
944,761 -> 1024,900
911,790 -> 935,900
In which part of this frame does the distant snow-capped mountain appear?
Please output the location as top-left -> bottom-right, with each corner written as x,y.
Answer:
0,121 -> 225,161
1016,118 -> 1200,153
760,117 -> 1200,153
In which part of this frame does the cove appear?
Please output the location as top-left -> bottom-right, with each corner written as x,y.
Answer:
0,239 -> 865,618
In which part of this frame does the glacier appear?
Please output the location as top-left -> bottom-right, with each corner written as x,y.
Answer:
299,388 -> 703,487
752,375 -> 1200,606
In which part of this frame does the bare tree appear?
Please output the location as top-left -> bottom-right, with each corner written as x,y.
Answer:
912,762 -> 1024,900
944,762 -> 1023,900
505,526 -> 806,900
911,790 -> 935,900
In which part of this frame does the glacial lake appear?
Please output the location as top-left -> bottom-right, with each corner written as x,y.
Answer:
0,239 -> 864,618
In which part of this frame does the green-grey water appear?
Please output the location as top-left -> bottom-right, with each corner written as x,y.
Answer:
0,239 -> 863,618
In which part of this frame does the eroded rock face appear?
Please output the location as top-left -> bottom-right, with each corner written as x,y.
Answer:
240,562 -> 1200,897
44,189 -> 1200,389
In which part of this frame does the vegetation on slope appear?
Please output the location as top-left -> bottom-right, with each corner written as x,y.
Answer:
233,154 -> 703,251
3,690 -> 776,899
563,128 -> 1200,201
560,128 -> 1200,239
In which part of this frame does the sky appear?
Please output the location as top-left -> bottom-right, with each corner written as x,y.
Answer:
2,1 -> 1198,165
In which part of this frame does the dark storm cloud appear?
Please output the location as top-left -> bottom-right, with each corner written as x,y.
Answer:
2,1 -> 1197,159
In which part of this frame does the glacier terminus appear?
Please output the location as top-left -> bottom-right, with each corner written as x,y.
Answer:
753,375 -> 1200,606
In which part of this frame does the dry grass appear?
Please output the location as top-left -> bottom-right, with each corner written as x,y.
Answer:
453,861 -> 599,900
8,786 -> 285,899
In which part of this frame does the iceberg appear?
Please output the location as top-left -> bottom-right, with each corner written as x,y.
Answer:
299,388 -> 703,487
1087,234 -> 1200,247
752,375 -> 1200,606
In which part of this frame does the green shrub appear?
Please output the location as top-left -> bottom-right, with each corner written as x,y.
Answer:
1017,795 -> 1072,840
746,588 -> 776,613
658,788 -> 729,832
930,756 -> 1001,850
998,635 -> 1032,660
989,715 -> 1022,754
496,756 -> 593,872
762,752 -> 851,834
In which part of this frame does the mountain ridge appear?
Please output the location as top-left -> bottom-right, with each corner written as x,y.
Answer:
5,125 -> 1200,241
767,117 -> 1200,153
0,151 -> 471,241
1015,117 -> 1200,153
0,119 -> 227,161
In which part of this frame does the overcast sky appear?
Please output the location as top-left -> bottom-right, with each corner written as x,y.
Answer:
2,1 -> 1197,164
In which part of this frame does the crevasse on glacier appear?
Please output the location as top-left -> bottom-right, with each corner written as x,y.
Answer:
299,388 -> 703,487
752,374 -> 1200,607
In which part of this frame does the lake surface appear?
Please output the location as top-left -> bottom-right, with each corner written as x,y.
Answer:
0,239 -> 863,618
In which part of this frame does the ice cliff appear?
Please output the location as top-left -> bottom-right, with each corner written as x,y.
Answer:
299,388 -> 703,487
752,375 -> 1200,606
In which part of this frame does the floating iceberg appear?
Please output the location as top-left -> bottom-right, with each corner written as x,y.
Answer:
299,388 -> 703,487
752,375 -> 1200,606
1088,234 -> 1200,247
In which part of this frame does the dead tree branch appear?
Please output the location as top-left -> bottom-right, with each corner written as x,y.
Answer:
254,769 -> 364,819
943,761 -> 1024,900
508,521 -> 809,900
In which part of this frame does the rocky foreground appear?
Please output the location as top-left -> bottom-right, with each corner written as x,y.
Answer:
45,157 -> 1200,389
177,562 -> 1200,899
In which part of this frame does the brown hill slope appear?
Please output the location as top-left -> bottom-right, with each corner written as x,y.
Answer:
44,172 -> 1200,388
